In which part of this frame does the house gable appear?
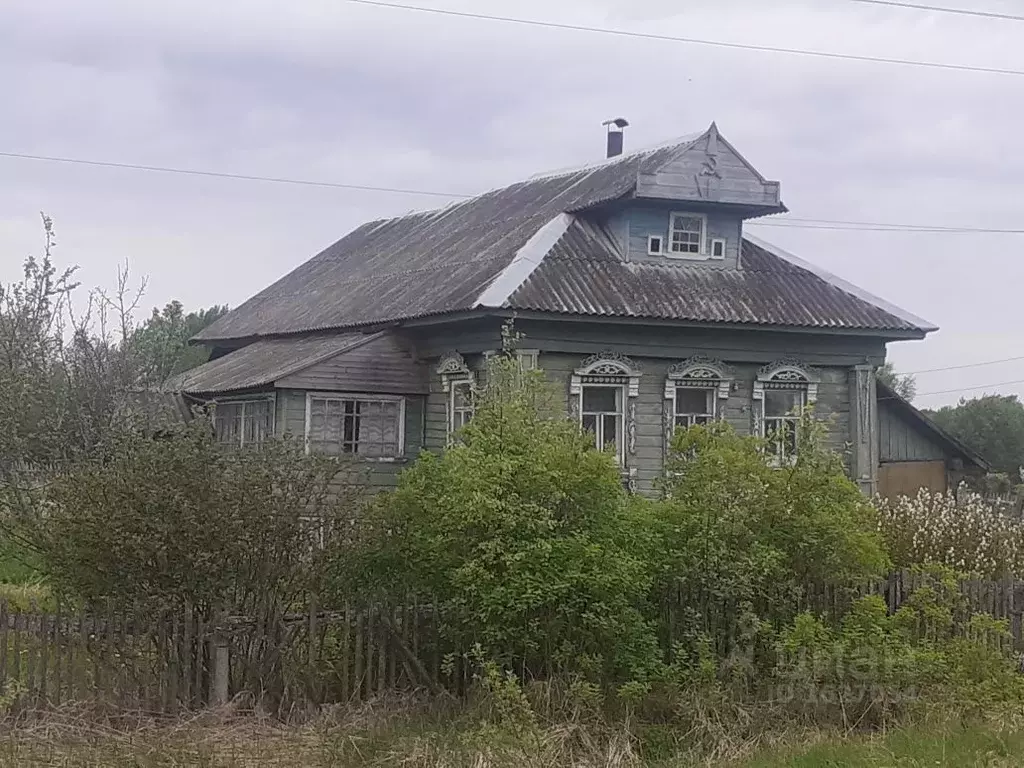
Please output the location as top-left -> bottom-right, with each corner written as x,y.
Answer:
634,124 -> 784,212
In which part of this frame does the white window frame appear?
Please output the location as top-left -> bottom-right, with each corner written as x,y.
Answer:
710,237 -> 726,259
447,376 -> 475,436
570,352 -> 641,468
753,359 -> 819,467
668,212 -> 708,259
438,351 -> 476,440
304,392 -> 406,461
580,383 -> 627,465
672,386 -> 717,429
211,395 -> 276,448
663,356 -> 732,455
647,234 -> 664,255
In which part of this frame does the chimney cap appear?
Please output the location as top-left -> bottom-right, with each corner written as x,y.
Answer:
602,117 -> 629,129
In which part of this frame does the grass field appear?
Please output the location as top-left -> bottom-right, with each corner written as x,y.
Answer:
0,709 -> 1019,767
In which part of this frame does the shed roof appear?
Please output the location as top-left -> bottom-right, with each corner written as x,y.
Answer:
877,379 -> 990,472
165,333 -> 380,395
194,124 -> 933,343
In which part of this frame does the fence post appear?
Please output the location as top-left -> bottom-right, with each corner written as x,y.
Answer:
208,609 -> 229,707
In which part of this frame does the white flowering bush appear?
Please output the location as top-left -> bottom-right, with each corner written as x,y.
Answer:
877,487 -> 1024,577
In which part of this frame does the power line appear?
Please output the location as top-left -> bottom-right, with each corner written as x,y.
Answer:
753,220 -> 1024,234
6,148 -> 1024,235
897,355 -> 1024,376
340,0 -> 1024,78
847,0 -> 1024,23
914,378 -> 1024,398
0,151 -> 465,199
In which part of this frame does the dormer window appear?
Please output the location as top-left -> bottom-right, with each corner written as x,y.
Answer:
669,213 -> 706,256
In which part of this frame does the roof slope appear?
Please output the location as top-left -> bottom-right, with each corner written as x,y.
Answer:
166,333 -> 376,394
506,223 -> 930,332
195,137 -> 701,343
194,124 -> 933,342
877,379 -> 990,471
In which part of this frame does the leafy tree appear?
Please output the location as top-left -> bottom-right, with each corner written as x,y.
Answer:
877,361 -> 917,401
131,300 -> 228,386
339,344 -> 661,681
928,395 -> 1024,477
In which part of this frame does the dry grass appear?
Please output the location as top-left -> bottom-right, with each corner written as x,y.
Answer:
0,696 -> 1021,767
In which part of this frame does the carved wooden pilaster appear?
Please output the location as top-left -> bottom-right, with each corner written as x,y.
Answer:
849,365 -> 879,496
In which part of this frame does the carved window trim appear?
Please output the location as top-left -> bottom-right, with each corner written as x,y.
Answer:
438,351 -> 476,439
752,358 -> 819,465
570,352 -> 642,462
663,357 -> 732,453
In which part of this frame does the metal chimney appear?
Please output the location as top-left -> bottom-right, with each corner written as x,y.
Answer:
602,117 -> 629,158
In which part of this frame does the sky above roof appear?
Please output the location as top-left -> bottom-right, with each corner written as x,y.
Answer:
2,0 -> 1022,408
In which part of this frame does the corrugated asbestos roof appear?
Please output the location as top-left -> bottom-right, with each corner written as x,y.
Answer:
194,137 -> 702,343
506,228 -> 927,331
165,333 -> 377,394
193,124 -> 932,343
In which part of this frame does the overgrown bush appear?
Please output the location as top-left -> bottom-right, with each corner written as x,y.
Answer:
878,487 -> 1024,577
653,416 -> 889,665
337,345 -> 660,682
34,419 -> 360,617
774,565 -> 1024,725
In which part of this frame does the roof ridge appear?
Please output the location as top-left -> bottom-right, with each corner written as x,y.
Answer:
526,130 -> 706,182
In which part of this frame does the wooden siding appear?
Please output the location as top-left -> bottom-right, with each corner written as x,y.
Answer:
878,461 -> 947,501
620,204 -> 743,269
635,134 -> 781,209
538,353 -> 851,495
514,318 -> 886,368
878,400 -> 947,463
276,333 -> 427,394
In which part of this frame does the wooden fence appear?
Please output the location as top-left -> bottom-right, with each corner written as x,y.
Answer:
2,571 -> 1024,713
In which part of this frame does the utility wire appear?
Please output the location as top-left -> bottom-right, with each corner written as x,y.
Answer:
913,378 -> 1024,398
340,0 -> 1024,78
847,0 -> 1024,23
5,148 -> 1024,235
896,355 -> 1024,376
0,151 -> 466,199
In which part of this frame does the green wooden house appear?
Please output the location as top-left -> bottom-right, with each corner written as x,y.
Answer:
166,122 -> 980,496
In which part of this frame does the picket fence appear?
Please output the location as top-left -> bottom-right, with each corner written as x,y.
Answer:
1,571 -> 1023,714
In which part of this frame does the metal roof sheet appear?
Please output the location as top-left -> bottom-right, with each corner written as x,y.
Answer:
193,136 -> 701,343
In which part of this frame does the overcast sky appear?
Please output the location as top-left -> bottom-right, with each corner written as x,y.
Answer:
2,0 -> 1022,408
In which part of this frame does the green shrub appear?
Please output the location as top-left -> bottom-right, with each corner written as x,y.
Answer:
653,416 -> 889,669
337,341 -> 661,682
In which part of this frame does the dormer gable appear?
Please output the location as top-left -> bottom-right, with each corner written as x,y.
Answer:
634,123 -> 784,216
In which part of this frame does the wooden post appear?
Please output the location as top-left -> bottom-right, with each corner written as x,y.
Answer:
208,610 -> 229,707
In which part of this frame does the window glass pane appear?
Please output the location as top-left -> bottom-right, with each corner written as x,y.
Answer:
310,397 -> 401,457
765,389 -> 803,417
582,387 -> 618,413
582,414 -> 598,434
675,388 -> 711,415
602,414 -> 618,448
452,383 -> 472,409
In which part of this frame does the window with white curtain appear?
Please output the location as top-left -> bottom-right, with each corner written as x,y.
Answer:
306,395 -> 404,458
213,398 -> 274,448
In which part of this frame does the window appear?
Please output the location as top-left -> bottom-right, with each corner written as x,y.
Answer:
674,387 -> 716,428
710,238 -> 726,259
306,395 -> 404,458
647,235 -> 664,255
754,359 -> 819,466
581,385 -> 624,460
449,379 -> 474,433
213,398 -> 274,448
762,389 -> 805,463
570,352 -> 641,467
669,213 -> 706,255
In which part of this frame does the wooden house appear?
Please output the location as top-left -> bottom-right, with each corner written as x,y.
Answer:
167,122 -> 957,496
